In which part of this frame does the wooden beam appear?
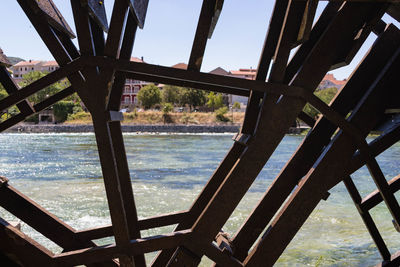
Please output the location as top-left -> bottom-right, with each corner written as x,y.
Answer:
188,0 -> 219,71
75,210 -> 189,241
244,20 -> 400,265
343,175 -> 391,260
361,174 -> 400,210
0,217 -> 54,266
53,230 -> 192,266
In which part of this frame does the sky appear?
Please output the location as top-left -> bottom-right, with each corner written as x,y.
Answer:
0,0 -> 398,80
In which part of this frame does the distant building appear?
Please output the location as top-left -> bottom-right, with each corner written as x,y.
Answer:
9,57 -> 149,109
319,73 -> 346,90
121,57 -> 149,108
41,61 -> 59,72
11,60 -> 46,81
171,63 -> 188,70
209,67 -> 229,76
229,68 -> 257,80
227,68 -> 257,108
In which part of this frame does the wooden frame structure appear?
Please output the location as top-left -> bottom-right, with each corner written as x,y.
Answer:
0,0 -> 400,266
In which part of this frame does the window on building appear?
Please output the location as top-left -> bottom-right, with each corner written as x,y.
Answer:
25,67 -> 27,71
32,67 -> 34,70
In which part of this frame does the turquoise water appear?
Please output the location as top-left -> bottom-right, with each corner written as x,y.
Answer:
0,133 -> 399,266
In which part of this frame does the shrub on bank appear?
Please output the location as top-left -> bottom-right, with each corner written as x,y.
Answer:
53,101 -> 76,122
67,111 -> 92,122
215,107 -> 230,122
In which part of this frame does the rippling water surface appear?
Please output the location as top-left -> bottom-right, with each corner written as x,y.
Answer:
0,133 -> 399,266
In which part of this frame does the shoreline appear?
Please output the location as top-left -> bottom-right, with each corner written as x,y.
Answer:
4,123 -> 308,134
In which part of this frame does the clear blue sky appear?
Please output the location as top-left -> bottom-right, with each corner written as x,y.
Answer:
0,1 -> 398,80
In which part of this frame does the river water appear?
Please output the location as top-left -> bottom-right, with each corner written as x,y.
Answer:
0,133 -> 399,266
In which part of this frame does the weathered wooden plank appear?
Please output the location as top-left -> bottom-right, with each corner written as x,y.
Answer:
343,176 -> 391,260
0,184 -> 97,251
387,3 -> 400,22
129,0 -> 149,29
365,158 -> 400,228
208,0 -> 224,38
104,8 -> 146,266
75,210 -> 188,241
150,3 -> 292,260
107,11 -> 138,110
361,174 -> 400,210
165,1 -> 309,265
295,0 -> 319,45
188,0 -> 218,71
0,67 -> 35,115
0,217 -> 54,266
284,1 -> 341,83
27,0 -> 75,38
54,230 -> 192,266
244,25 -> 400,266
88,56 -> 304,97
81,0 -> 109,32
91,115 -> 136,267
232,1 -> 388,260
330,3 -> 388,70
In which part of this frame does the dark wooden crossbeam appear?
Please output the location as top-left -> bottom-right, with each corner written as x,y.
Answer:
0,1 -> 399,266
343,175 -> 391,260
0,67 -> 35,114
361,174 -> 400,210
0,183 -> 119,267
75,210 -> 189,241
187,0 -> 221,71
53,230 -> 192,266
231,11 -> 398,263
28,0 -> 76,38
0,217 -> 54,266
245,20 -> 400,265
128,0 -> 149,29
81,0 -> 109,32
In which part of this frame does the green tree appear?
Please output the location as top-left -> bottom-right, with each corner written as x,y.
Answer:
162,85 -> 180,104
0,84 -> 7,100
162,102 -> 174,124
19,71 -> 65,104
232,101 -> 241,110
303,87 -> 338,119
215,106 -> 230,122
137,84 -> 161,109
53,101 -> 77,122
206,92 -> 224,111
179,88 -> 206,111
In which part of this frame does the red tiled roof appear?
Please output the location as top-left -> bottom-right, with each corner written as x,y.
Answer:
172,63 -> 188,70
42,61 -> 59,67
13,60 -> 42,66
323,73 -> 346,86
209,67 -> 229,76
130,57 -> 144,63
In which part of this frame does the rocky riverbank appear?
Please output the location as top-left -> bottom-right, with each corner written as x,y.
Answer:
5,124 -> 307,134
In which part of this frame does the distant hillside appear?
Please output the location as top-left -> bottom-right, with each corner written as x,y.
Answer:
7,57 -> 25,66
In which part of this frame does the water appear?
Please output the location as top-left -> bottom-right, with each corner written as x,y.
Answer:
0,133 -> 399,266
